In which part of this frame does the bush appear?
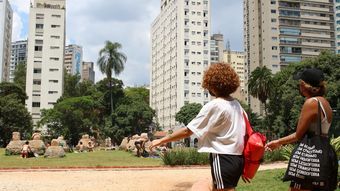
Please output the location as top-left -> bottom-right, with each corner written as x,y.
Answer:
161,147 -> 209,166
264,146 -> 290,163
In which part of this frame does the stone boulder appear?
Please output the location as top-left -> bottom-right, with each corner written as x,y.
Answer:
44,139 -> 65,158
29,140 -> 46,155
119,137 -> 129,150
75,134 -> 95,152
57,136 -> 70,152
5,140 -> 24,155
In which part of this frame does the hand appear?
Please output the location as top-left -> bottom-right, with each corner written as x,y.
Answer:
265,140 -> 281,152
149,139 -> 163,151
241,175 -> 251,183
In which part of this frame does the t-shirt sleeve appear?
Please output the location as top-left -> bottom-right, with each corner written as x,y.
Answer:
187,102 -> 222,138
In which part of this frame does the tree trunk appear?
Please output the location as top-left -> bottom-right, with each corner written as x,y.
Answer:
110,79 -> 114,125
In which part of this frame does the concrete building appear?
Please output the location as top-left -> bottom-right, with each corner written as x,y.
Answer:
150,0 -> 211,130
223,50 -> 247,103
244,0 -> 335,114
0,0 -> 12,82
335,0 -> 340,54
210,33 -> 224,63
26,0 -> 66,125
64,44 -> 83,75
82,61 -> 95,83
9,40 -> 27,82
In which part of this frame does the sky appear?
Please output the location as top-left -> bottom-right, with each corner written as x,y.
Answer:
9,0 -> 243,87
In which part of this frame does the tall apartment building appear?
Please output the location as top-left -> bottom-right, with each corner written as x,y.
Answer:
210,33 -> 224,63
9,40 -> 27,82
150,0 -> 211,130
0,0 -> 12,82
244,0 -> 335,114
223,50 -> 247,103
64,44 -> 83,75
82,61 -> 95,83
335,0 -> 340,54
26,0 -> 66,125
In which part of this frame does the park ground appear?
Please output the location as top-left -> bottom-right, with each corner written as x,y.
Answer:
0,162 -> 288,191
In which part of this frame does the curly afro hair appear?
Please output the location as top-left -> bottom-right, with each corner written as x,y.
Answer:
202,63 -> 240,97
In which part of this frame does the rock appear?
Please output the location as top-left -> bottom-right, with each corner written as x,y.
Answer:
32,132 -> 41,140
12,132 -> 21,141
29,140 -> 46,155
119,137 -> 129,150
5,140 -> 24,155
44,146 -> 65,158
57,136 -> 70,152
75,134 -> 95,152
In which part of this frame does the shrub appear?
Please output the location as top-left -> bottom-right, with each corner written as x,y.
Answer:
264,147 -> 288,163
161,147 -> 209,166
330,136 -> 340,159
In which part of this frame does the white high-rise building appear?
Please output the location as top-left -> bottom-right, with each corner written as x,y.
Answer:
244,0 -> 335,114
335,0 -> 340,54
0,0 -> 13,82
26,0 -> 66,125
150,0 -> 211,130
9,40 -> 27,82
210,33 -> 224,63
64,44 -> 83,75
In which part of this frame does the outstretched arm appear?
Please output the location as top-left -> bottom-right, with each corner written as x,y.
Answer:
149,127 -> 193,150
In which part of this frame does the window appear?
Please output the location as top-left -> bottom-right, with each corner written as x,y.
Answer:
36,14 -> 44,19
49,68 -> 59,72
36,24 -> 44,29
49,80 -> 58,83
52,14 -> 61,18
33,68 -> 41,73
32,102 -> 40,108
50,46 -> 59,49
48,91 -> 58,94
33,80 -> 41,85
50,57 -> 59,61
51,35 -> 60,39
35,46 -> 43,51
51,25 -> 60,28
271,10 -> 276,14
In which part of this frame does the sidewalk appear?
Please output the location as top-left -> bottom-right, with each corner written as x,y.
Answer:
0,162 -> 287,191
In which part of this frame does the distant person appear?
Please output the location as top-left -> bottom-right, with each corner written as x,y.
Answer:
79,142 -> 84,152
88,141 -> 94,152
150,63 -> 246,191
21,141 -> 32,158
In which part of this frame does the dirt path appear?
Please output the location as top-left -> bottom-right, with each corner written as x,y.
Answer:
0,162 -> 287,191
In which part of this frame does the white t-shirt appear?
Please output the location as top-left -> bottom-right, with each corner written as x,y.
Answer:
187,98 -> 245,155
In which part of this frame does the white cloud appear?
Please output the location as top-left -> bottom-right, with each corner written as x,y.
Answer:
10,0 -> 244,86
9,0 -> 30,14
11,12 -> 23,41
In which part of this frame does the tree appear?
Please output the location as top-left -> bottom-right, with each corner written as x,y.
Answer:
13,61 -> 26,90
0,95 -> 33,146
0,82 -> 27,104
175,103 -> 202,126
96,78 -> 124,116
248,66 -> 274,116
63,72 -> 81,98
124,87 -> 149,104
97,41 -> 127,122
40,96 -> 104,146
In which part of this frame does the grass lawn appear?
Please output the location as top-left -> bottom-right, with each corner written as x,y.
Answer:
0,148 -> 162,168
238,169 -> 290,191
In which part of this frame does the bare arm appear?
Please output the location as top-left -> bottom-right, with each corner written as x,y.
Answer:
266,98 -> 317,151
150,127 -> 193,149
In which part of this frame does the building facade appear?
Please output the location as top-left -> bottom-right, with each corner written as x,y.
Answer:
0,0 -> 12,82
82,61 -> 95,83
335,0 -> 340,54
150,0 -> 211,130
64,44 -> 83,75
223,50 -> 247,103
9,40 -> 27,82
244,0 -> 335,114
26,0 -> 66,125
210,33 -> 224,63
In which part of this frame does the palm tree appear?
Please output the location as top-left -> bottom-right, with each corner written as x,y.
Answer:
97,41 -> 127,122
248,66 -> 274,116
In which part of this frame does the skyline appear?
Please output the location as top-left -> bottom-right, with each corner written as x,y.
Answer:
9,0 -> 243,86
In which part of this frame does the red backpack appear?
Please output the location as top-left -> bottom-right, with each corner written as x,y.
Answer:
242,112 -> 267,181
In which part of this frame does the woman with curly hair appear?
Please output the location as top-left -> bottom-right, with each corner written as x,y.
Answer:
150,63 -> 246,191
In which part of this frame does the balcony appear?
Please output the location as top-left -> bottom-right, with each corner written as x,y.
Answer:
301,24 -> 330,30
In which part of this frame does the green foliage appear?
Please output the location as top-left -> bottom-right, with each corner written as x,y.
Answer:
96,78 -> 124,115
40,96 -> 104,146
63,73 -> 97,99
331,136 -> 340,158
0,82 -> 27,104
0,82 -> 32,146
175,103 -> 202,126
124,87 -> 149,104
161,148 -> 209,166
13,61 -> 26,90
263,148 -> 287,163
113,95 -> 155,141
